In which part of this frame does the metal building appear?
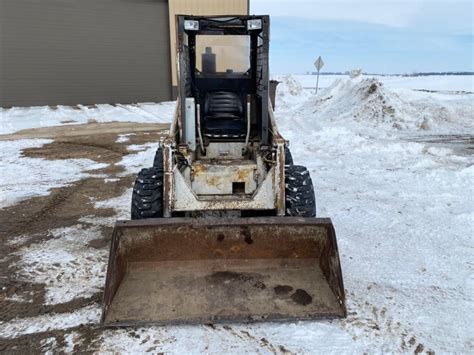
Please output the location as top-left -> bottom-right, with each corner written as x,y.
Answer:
0,0 -> 248,107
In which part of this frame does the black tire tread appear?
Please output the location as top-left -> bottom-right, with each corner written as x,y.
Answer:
285,165 -> 316,217
131,167 -> 163,219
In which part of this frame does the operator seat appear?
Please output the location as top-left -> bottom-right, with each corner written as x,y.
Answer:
202,91 -> 246,138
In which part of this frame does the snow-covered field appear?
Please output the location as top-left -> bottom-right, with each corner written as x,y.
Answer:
0,75 -> 473,353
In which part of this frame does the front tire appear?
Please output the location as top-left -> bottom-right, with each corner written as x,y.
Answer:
131,167 -> 163,219
285,165 -> 316,217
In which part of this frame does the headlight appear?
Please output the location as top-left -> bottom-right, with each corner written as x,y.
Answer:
184,20 -> 199,31
247,19 -> 262,30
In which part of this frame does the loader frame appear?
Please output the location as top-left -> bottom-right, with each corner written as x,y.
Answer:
161,100 -> 286,217
162,15 -> 286,217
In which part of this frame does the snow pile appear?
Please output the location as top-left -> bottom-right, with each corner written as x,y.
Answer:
275,75 -> 310,108
277,75 -> 304,97
13,225 -> 108,304
399,89 -> 474,132
311,77 -> 418,129
277,76 -> 473,132
275,74 -> 474,93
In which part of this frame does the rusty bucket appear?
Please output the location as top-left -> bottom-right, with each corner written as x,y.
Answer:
101,217 -> 346,326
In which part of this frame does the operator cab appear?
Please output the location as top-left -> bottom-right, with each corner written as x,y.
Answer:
176,16 -> 272,199
178,16 -> 270,150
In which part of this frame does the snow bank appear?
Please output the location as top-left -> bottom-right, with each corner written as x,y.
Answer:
275,75 -> 310,108
277,75 -> 304,97
313,77 -> 416,128
277,76 -> 473,132
277,74 -> 474,93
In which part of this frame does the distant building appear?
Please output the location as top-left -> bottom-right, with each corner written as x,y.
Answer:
0,0 -> 249,107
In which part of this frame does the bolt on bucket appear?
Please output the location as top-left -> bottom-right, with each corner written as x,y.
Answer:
101,217 -> 346,326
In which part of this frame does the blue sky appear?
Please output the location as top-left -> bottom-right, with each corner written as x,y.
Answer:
250,0 -> 473,74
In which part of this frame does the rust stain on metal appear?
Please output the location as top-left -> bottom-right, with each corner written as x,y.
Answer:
275,140 -> 286,216
163,141 -> 173,217
237,169 -> 251,181
193,164 -> 206,175
206,175 -> 221,187
230,245 -> 242,253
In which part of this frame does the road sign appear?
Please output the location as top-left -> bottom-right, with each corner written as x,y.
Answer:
314,56 -> 324,94
314,56 -> 324,71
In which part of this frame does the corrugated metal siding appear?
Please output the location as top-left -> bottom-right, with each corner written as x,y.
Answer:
0,0 -> 172,107
168,0 -> 248,87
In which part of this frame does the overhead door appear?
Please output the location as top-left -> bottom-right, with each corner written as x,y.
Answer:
0,0 -> 172,107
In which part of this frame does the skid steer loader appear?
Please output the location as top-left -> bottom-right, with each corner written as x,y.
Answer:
101,15 -> 346,326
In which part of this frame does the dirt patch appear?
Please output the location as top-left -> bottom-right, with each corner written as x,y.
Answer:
0,175 -> 135,323
367,82 -> 379,95
0,175 -> 132,248
21,129 -> 164,167
0,123 -> 168,352
0,323 -> 107,354
0,121 -> 168,141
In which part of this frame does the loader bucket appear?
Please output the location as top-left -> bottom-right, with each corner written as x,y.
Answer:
101,217 -> 346,326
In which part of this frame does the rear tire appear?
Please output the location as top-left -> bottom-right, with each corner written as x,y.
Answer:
131,167 -> 163,219
285,165 -> 316,217
284,146 -> 294,165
